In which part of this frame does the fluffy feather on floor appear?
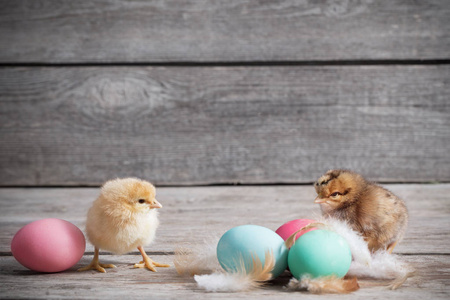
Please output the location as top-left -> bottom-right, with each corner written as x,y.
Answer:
195,251 -> 275,292
348,250 -> 415,289
174,234 -> 222,276
286,275 -> 360,294
174,217 -> 414,293
174,235 -> 275,292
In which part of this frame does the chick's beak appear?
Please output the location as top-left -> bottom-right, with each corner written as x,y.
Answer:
314,196 -> 326,204
149,199 -> 162,209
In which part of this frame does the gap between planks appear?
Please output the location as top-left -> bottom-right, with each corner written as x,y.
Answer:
1,59 -> 450,68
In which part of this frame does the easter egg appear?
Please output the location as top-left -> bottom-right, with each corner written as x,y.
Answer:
275,219 -> 317,243
11,218 -> 86,273
217,225 -> 288,278
288,229 -> 351,279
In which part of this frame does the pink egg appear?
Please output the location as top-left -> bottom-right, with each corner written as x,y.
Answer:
276,219 -> 317,243
11,218 -> 85,273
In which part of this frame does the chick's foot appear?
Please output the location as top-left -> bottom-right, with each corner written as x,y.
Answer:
134,246 -> 170,272
77,247 -> 116,273
133,258 -> 170,272
134,259 -> 156,272
78,261 -> 116,273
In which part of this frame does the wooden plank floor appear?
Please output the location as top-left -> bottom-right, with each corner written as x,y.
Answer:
1,184 -> 449,299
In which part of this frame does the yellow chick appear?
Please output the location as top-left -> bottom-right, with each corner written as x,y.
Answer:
78,178 -> 170,273
314,170 -> 408,253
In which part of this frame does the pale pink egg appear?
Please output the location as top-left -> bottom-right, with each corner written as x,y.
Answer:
11,218 -> 85,273
276,219 -> 317,243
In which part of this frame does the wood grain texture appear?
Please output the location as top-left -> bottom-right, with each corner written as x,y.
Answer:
1,66 -> 449,185
0,0 -> 449,63
1,184 -> 449,254
0,255 -> 449,299
0,185 -> 449,299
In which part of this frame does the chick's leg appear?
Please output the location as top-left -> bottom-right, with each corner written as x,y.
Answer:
134,246 -> 170,272
78,247 -> 116,273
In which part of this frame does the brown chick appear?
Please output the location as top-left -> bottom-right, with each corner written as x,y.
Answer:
314,170 -> 408,253
78,178 -> 170,273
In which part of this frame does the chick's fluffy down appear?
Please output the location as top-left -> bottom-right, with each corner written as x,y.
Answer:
86,206 -> 159,254
85,178 -> 160,254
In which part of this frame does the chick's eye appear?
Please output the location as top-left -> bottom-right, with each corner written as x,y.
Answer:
138,199 -> 146,204
330,192 -> 342,197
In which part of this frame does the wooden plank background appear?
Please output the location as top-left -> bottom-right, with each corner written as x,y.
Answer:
0,0 -> 449,62
0,0 -> 449,186
1,66 -> 449,185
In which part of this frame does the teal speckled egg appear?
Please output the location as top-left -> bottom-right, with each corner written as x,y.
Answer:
288,229 -> 352,279
217,225 -> 288,279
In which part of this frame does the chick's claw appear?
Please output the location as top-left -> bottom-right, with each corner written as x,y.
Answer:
153,261 -> 170,268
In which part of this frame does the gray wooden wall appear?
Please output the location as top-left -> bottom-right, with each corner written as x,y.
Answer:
0,0 -> 449,186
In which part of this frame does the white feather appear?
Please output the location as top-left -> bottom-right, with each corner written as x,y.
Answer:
195,273 -> 260,292
348,250 -> 414,279
175,235 -> 275,292
193,250 -> 275,292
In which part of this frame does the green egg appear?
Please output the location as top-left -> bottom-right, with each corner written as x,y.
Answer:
288,229 -> 352,279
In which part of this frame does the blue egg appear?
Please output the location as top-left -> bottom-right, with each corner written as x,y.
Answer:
216,225 -> 288,279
